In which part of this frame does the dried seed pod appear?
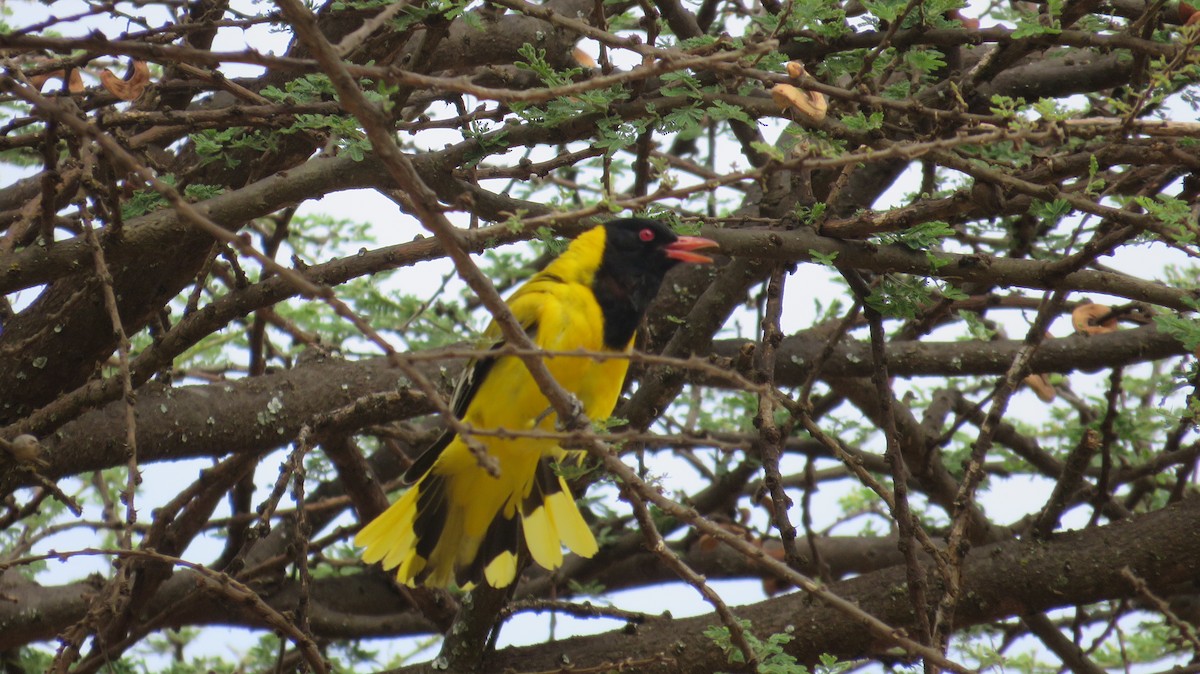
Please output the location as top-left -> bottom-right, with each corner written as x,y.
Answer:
770,83 -> 828,123
100,60 -> 151,101
29,68 -> 84,93
760,540 -> 789,595
694,521 -> 749,553
1180,1 -> 1200,24
948,9 -> 980,28
762,577 -> 787,596
1072,304 -> 1118,335
1023,374 -> 1056,402
572,47 -> 597,68
756,488 -> 777,517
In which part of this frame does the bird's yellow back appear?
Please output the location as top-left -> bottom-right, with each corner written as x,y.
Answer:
481,225 -> 633,431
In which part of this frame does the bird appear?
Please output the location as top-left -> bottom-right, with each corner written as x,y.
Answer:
355,218 -> 718,588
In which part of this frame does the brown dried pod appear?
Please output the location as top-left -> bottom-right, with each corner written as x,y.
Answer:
696,533 -> 720,552
770,83 -> 828,123
756,489 -> 777,517
572,47 -> 597,68
29,68 -> 84,93
694,521 -> 749,553
948,9 -> 980,29
1182,1 -> 1198,22
1023,373 -> 1056,402
1072,303 -> 1118,335
759,540 -> 789,595
28,71 -> 56,89
762,578 -> 787,596
99,60 -> 151,101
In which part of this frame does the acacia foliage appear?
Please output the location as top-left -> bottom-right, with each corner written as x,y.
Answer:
2,0 -> 1200,671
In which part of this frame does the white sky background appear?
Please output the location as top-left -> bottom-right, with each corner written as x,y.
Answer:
3,0 -> 1197,669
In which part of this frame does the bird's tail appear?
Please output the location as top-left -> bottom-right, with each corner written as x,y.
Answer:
356,454 -> 599,588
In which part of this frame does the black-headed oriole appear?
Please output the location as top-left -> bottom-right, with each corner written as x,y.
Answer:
356,218 -> 718,588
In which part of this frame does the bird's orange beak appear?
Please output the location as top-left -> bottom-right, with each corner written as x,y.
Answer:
665,236 -> 719,264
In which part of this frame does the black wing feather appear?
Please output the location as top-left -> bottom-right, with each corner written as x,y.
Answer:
402,322 -> 539,484
457,511 -> 520,586
402,350 -> 498,483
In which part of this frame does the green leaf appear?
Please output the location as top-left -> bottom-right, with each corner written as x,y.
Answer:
839,110 -> 884,131
861,0 -> 904,23
515,43 -> 584,87
906,48 -> 946,75
1154,313 -> 1200,350
809,249 -> 838,266
706,100 -> 753,125
661,104 -> 706,137
751,141 -> 786,162
704,619 -> 811,674
1012,14 -> 1061,38
1030,198 -> 1072,223
796,202 -> 828,226
872,220 -> 955,251
660,70 -> 703,98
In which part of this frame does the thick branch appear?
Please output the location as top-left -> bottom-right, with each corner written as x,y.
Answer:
8,323 -> 1179,489
434,498 -> 1200,673
2,355 -> 437,492
711,324 -> 1186,383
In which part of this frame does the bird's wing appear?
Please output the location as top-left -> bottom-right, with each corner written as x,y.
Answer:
401,277 -> 555,483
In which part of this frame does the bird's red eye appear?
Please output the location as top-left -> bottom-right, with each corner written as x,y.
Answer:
639,228 -> 655,242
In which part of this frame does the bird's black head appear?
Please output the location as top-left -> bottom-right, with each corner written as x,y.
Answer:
592,218 -> 717,349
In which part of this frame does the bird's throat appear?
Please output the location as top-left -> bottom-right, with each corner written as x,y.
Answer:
592,271 -> 660,350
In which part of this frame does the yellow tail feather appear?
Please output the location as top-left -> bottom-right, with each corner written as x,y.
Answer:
522,504 -> 565,571
544,479 -> 600,557
355,444 -> 598,588
356,487 -> 417,565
